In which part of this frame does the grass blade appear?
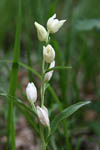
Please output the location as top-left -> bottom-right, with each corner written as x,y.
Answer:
7,0 -> 22,149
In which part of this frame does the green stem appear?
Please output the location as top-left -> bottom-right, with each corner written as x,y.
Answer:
41,58 -> 45,106
64,121 -> 71,150
40,125 -> 47,150
31,103 -> 37,115
40,30 -> 50,150
40,55 -> 47,149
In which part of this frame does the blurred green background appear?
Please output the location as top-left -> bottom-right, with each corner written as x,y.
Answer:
0,0 -> 100,149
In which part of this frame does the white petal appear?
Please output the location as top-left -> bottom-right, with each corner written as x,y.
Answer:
34,22 -> 48,42
47,14 -> 66,33
47,14 -> 56,23
26,82 -> 37,103
36,106 -> 50,127
43,44 -> 55,63
44,61 -> 55,82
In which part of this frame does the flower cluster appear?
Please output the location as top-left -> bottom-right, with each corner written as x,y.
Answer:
34,13 -> 66,42
26,14 -> 66,127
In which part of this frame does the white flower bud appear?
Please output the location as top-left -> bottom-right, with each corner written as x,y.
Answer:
47,14 -> 66,34
36,105 -> 50,127
26,82 -> 37,104
44,61 -> 55,82
34,22 -> 48,42
43,44 -> 55,63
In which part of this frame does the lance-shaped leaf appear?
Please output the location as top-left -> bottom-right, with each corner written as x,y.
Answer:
49,101 -> 90,138
46,66 -> 72,73
0,92 -> 39,134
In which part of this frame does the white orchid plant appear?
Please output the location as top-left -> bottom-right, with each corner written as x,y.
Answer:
25,14 -> 90,150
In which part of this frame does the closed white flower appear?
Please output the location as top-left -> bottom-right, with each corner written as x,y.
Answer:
26,82 -> 37,104
44,61 -> 55,82
36,105 -> 50,127
43,44 -> 55,63
34,22 -> 48,42
47,14 -> 66,34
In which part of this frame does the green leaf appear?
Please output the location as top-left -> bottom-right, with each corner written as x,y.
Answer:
75,19 -> 100,31
19,62 -> 41,79
0,92 -> 39,134
48,86 -> 63,111
50,101 -> 91,137
0,92 -> 35,114
0,92 -> 7,97
16,102 -> 39,135
0,59 -> 42,80
46,66 -> 72,73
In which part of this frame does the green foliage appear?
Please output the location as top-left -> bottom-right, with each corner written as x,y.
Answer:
7,0 -> 22,149
75,19 -> 100,31
0,0 -> 100,149
50,101 -> 90,137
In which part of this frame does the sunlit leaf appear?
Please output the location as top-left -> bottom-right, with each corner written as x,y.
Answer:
75,19 -> 100,31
